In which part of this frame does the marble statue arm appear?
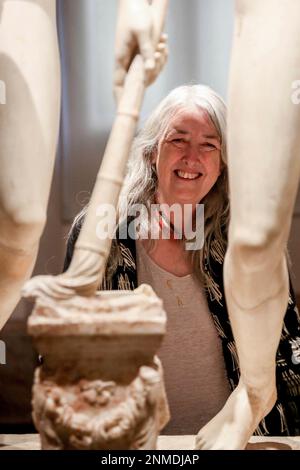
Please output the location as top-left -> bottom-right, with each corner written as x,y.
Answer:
22,0 -> 169,301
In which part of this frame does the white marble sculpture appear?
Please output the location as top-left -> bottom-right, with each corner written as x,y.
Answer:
22,0 -> 170,450
0,0 -> 165,331
7,0 -> 297,451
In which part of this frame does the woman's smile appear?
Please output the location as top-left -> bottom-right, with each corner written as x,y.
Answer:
174,170 -> 203,180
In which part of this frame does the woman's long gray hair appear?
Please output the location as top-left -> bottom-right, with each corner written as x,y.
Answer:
71,84 -> 229,301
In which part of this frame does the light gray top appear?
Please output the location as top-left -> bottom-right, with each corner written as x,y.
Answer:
136,240 -> 231,434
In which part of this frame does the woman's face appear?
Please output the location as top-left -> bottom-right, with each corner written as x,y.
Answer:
153,108 -> 222,209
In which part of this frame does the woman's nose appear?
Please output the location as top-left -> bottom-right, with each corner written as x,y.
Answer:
183,145 -> 201,166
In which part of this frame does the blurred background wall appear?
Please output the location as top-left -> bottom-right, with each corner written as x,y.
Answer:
0,0 -> 299,431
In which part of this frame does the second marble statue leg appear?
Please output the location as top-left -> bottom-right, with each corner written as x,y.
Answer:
196,0 -> 300,449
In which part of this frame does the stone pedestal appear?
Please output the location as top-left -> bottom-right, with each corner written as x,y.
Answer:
28,284 -> 169,450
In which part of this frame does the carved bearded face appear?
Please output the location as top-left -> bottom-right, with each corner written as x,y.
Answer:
153,108 -> 222,210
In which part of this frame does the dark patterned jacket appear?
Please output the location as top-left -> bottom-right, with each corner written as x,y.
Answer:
64,217 -> 300,436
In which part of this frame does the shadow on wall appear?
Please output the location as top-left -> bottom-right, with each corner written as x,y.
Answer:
0,322 -> 37,432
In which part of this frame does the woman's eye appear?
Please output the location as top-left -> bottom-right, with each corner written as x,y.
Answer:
172,138 -> 186,144
202,143 -> 217,151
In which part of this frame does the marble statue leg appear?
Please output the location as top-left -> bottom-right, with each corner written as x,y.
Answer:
196,0 -> 300,449
0,0 -> 60,329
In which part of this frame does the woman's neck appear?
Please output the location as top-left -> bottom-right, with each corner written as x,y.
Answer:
141,237 -> 193,277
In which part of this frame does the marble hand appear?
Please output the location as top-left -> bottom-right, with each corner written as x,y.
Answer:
22,250 -> 104,300
114,0 -> 168,101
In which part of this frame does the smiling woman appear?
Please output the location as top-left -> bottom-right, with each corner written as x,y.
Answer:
64,85 -> 300,437
115,85 -> 228,284
154,109 -> 221,209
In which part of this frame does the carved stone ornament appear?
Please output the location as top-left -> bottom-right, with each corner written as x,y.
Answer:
28,284 -> 170,450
